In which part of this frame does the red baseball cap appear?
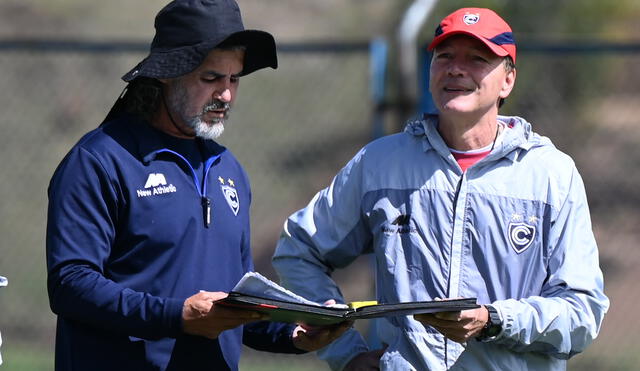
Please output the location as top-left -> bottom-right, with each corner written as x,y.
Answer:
428,8 -> 516,63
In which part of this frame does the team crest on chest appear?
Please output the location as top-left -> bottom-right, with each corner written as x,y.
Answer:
508,221 -> 536,254
219,177 -> 240,216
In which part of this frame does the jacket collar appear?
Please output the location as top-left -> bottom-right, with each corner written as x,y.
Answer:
107,114 -> 227,163
404,114 -> 542,163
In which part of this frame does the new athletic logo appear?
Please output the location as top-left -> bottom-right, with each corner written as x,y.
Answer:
508,221 -> 536,254
137,173 -> 177,198
144,173 -> 167,188
382,214 -> 416,234
218,176 -> 239,216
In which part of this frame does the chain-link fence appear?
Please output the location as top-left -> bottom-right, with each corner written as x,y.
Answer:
0,40 -> 638,370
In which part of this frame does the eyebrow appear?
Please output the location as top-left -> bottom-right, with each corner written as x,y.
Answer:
201,70 -> 242,79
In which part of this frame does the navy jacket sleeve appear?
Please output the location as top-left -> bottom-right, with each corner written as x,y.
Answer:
243,321 -> 306,354
235,177 -> 304,354
46,147 -> 184,340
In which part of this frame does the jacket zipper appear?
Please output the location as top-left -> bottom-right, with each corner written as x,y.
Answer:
151,149 -> 221,228
446,173 -> 465,369
201,196 -> 212,228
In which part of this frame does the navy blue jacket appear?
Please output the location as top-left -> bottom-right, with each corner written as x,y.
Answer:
46,115 -> 300,370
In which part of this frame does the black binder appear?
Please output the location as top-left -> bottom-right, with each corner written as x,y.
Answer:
217,292 -> 479,326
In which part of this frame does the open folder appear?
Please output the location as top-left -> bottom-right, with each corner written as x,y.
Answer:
216,272 -> 479,326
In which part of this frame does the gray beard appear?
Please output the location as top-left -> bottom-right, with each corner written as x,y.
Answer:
187,117 -> 225,140
167,80 -> 231,140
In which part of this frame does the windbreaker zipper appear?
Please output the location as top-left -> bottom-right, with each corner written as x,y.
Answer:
201,196 -> 212,227
451,174 -> 464,221
151,149 -> 221,228
445,173 -> 465,368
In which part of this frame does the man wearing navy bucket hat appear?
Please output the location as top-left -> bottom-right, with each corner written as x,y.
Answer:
46,1 -> 349,370
272,7 -> 609,370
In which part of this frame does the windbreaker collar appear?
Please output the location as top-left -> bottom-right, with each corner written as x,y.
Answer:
104,114 -> 226,163
404,114 -> 542,162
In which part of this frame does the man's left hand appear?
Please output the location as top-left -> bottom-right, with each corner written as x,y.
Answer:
414,306 -> 489,343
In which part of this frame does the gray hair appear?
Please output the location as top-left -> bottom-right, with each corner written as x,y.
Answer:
499,56 -> 515,108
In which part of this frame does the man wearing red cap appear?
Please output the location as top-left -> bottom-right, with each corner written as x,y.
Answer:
46,1 -> 348,370
272,7 -> 608,370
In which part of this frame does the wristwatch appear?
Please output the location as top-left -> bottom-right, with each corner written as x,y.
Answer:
478,305 -> 502,341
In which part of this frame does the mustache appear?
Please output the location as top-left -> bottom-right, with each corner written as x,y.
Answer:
203,100 -> 231,113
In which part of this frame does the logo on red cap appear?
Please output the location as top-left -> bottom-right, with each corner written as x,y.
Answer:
428,8 -> 517,63
462,13 -> 480,25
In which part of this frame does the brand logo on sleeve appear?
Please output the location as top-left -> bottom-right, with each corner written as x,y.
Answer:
219,177 -> 239,216
136,173 -> 177,198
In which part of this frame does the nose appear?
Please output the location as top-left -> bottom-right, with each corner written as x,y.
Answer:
217,88 -> 232,103
447,58 -> 465,77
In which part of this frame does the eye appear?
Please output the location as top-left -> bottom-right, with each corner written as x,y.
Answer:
472,55 -> 489,63
230,76 -> 240,84
435,52 -> 452,60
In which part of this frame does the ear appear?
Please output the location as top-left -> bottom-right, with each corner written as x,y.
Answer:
499,68 -> 516,99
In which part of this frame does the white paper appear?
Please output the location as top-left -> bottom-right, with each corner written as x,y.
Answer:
232,271 -> 321,306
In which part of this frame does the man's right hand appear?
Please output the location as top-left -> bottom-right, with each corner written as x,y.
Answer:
182,291 -> 266,339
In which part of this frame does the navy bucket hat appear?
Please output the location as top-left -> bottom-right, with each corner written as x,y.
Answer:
122,0 -> 277,82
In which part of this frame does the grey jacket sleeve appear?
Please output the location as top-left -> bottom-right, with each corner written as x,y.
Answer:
273,149 -> 372,370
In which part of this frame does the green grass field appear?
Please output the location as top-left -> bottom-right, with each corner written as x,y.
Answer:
4,341 -> 638,371
1,343 -> 328,371
1,344 -> 53,371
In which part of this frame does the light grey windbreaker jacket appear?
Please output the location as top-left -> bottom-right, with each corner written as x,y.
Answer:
273,115 -> 609,370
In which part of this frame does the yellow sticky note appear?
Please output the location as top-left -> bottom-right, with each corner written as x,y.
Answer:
348,301 -> 378,309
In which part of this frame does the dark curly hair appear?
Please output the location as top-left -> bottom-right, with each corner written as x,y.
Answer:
121,77 -> 164,122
